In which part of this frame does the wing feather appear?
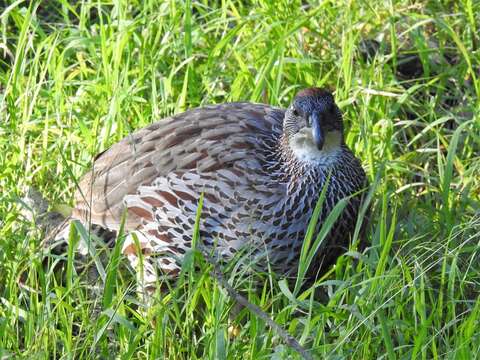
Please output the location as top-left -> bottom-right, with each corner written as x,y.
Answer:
72,103 -> 284,230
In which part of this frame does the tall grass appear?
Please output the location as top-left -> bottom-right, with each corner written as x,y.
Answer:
1,0 -> 479,358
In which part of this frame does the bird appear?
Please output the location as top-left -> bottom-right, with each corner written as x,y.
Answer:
64,87 -> 367,294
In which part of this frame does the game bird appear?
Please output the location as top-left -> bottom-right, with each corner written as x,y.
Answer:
60,88 -> 367,294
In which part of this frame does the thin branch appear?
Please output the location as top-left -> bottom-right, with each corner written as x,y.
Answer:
202,249 -> 314,360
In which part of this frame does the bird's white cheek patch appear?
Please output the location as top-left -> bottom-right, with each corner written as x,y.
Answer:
290,129 -> 342,165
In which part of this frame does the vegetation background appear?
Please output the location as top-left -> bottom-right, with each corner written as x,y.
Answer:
0,0 -> 479,358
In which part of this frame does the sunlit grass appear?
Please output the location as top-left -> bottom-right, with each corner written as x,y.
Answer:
1,0 -> 479,358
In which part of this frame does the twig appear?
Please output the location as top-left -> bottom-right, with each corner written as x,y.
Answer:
202,250 -> 314,360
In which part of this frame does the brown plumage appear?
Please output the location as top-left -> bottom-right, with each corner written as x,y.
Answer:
67,88 -> 367,290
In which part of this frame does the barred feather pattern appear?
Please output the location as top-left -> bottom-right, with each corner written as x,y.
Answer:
71,101 -> 366,289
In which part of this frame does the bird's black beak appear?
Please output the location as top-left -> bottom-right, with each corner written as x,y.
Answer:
309,112 -> 324,150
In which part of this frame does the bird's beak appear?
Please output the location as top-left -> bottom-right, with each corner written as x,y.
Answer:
310,112 -> 324,150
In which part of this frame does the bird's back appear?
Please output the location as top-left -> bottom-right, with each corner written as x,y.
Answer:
72,102 -> 285,233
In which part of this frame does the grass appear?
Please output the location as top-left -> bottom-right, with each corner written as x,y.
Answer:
1,0 -> 480,358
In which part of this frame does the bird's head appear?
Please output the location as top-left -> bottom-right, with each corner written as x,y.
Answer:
283,88 -> 344,164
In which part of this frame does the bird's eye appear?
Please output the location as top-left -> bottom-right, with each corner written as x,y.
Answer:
292,109 -> 299,116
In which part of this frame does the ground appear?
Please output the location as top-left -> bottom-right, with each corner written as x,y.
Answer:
0,1 -> 479,359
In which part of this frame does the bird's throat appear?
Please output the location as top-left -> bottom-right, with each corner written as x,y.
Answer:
289,129 -> 343,165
